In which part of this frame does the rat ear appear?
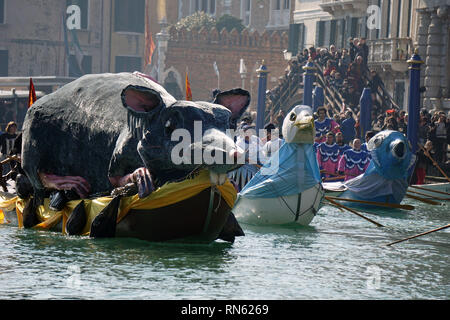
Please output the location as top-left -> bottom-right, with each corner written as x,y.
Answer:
213,88 -> 250,120
121,85 -> 163,113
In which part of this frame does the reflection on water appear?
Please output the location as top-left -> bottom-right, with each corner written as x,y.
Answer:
0,198 -> 449,300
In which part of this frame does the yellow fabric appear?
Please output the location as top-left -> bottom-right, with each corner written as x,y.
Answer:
0,170 -> 237,234
0,209 -> 4,224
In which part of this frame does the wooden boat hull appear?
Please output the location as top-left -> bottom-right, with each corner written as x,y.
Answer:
115,188 -> 231,243
232,184 -> 324,226
1,188 -> 232,243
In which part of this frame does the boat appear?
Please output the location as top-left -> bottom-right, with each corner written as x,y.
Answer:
322,130 -> 416,208
232,105 -> 324,226
0,170 -> 241,243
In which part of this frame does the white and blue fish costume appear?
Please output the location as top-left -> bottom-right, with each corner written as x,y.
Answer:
341,130 -> 416,204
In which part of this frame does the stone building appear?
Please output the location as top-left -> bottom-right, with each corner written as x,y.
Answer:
289,0 -> 449,111
0,0 -> 153,79
153,0 -> 294,105
415,0 -> 450,111
0,0 -> 296,119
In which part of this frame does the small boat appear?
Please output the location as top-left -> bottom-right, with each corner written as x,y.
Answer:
233,184 -> 323,226
0,170 -> 241,243
322,130 -> 416,208
232,105 -> 324,226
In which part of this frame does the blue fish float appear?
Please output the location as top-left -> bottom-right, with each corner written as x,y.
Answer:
323,130 -> 416,206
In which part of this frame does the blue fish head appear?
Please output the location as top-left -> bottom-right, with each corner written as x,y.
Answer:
366,130 -> 416,179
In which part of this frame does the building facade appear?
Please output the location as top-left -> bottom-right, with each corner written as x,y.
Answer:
290,0 -> 449,111
0,0 -> 154,79
0,0 -> 296,118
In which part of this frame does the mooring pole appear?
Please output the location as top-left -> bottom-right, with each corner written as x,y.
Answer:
406,48 -> 424,154
312,86 -> 324,113
359,87 -> 372,140
302,60 -> 316,107
256,60 -> 269,135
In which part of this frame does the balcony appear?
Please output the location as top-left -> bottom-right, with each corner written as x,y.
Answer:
319,0 -> 367,17
367,38 -> 413,72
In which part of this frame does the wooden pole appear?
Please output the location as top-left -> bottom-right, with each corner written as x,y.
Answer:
418,143 -> 450,183
325,195 -> 414,210
405,193 -> 441,205
386,224 -> 450,246
410,184 -> 450,197
406,189 -> 450,201
324,197 -> 384,227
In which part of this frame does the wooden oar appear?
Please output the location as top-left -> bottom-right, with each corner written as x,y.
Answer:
386,223 -> 450,246
418,143 -> 450,183
0,155 -> 20,165
325,201 -> 344,212
407,189 -> 450,201
324,197 -> 384,227
425,175 -> 448,182
405,193 -> 441,205
323,176 -> 346,182
321,170 -> 358,177
325,195 -> 414,211
410,184 -> 450,197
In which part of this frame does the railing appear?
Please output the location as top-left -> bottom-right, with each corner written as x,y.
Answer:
367,38 -> 412,64
264,64 -> 305,123
313,59 -> 399,117
313,61 -> 344,115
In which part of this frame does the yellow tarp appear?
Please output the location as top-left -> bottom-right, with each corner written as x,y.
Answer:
0,170 -> 237,235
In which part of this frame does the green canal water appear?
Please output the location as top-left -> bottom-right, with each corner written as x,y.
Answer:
0,198 -> 448,300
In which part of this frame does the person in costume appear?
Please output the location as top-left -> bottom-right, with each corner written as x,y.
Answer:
340,110 -> 356,144
317,132 -> 340,179
336,132 -> 351,156
361,130 -> 375,158
314,106 -> 340,143
338,138 -> 371,181
236,125 -> 263,165
261,123 -> 283,162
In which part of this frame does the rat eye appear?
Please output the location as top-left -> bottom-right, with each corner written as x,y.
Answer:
290,113 -> 297,122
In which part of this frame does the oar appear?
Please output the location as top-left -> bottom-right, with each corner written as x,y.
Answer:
386,223 -> 450,246
410,185 -> 450,197
324,196 -> 384,227
405,193 -> 441,205
325,201 -> 344,212
325,195 -> 414,211
321,170 -> 358,177
425,175 -> 448,182
323,176 -> 346,182
418,143 -> 450,183
406,189 -> 450,201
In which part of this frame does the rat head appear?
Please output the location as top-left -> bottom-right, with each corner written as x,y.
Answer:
136,89 -> 250,180
367,130 -> 415,179
282,105 -> 315,144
